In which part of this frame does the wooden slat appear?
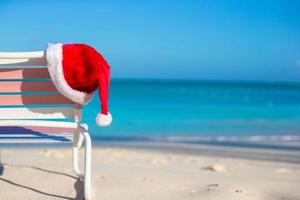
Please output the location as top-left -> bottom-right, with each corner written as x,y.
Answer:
0,58 -> 47,66
0,134 -> 72,137
0,81 -> 57,92
0,120 -> 78,129
0,107 -> 74,119
0,68 -> 50,79
0,94 -> 73,105
0,51 -> 45,59
0,51 -> 46,66
0,126 -> 74,134
0,133 -> 73,143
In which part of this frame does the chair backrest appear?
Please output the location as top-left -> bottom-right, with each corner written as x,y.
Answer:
0,51 -> 80,122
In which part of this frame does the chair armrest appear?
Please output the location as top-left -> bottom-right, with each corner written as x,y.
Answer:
0,120 -> 78,129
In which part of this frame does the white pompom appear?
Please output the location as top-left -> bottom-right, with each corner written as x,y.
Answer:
96,112 -> 112,127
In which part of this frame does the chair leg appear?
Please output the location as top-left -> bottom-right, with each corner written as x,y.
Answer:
72,130 -> 92,200
73,130 -> 84,178
73,147 -> 84,178
81,131 -> 92,200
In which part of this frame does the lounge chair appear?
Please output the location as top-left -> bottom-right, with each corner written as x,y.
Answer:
0,51 -> 92,200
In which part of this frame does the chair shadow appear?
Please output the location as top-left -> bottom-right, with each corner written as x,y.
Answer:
0,126 -> 71,142
0,152 -> 3,175
0,59 -> 72,117
0,164 -> 3,176
20,61 -> 75,117
0,163 -> 84,200
0,127 -> 81,198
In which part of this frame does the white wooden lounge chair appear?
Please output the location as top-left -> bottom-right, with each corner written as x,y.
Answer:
0,51 -> 92,200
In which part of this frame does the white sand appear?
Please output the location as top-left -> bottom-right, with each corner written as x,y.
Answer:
0,144 -> 300,200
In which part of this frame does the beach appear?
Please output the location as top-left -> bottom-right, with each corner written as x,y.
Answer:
1,0 -> 300,199
1,142 -> 300,200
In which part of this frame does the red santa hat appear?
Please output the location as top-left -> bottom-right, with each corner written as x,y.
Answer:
46,43 -> 112,126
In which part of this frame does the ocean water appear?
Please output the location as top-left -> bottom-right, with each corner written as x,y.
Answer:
83,80 -> 300,149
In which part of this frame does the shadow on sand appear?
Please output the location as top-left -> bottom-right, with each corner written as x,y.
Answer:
0,151 -> 3,175
0,163 -> 84,200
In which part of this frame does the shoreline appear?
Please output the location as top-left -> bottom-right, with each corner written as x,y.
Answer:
2,141 -> 300,164
95,141 -> 300,164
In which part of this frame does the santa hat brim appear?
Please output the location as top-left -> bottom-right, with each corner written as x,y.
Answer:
46,43 -> 93,105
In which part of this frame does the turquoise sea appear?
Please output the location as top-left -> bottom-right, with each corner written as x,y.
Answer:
84,80 -> 300,150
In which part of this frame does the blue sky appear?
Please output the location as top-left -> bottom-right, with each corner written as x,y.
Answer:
0,0 -> 300,82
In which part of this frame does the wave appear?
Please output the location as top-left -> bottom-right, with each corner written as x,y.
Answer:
146,135 -> 300,143
93,134 -> 300,151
